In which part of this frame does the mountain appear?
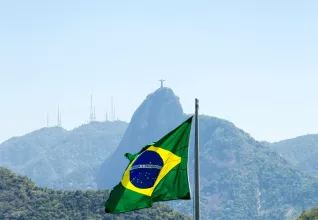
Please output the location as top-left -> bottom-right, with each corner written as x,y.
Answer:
173,115 -> 318,219
97,87 -> 318,220
270,134 -> 318,176
97,87 -> 185,189
0,121 -> 127,189
0,166 -> 191,220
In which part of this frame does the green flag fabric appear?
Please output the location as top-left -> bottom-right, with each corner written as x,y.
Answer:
105,116 -> 193,214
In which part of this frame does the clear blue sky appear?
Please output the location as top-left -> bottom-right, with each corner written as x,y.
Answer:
0,0 -> 317,143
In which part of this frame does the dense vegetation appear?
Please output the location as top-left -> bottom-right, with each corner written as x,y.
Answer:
0,121 -> 127,190
270,134 -> 318,176
0,167 -> 190,220
295,207 -> 318,220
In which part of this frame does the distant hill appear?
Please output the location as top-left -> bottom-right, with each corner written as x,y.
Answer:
97,87 -> 318,220
270,134 -> 318,176
0,121 -> 127,189
0,166 -> 191,220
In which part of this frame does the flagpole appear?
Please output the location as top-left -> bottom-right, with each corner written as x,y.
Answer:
194,98 -> 200,220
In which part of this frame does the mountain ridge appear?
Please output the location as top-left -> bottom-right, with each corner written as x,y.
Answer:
0,120 -> 128,189
97,87 -> 318,219
270,134 -> 318,176
2,86 -> 318,219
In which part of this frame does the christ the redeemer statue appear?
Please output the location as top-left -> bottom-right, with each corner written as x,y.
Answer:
159,79 -> 165,88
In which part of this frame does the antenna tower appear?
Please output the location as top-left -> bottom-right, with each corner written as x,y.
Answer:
59,112 -> 62,127
90,94 -> 94,122
114,106 -> 116,121
57,106 -> 61,127
93,106 -> 96,121
111,96 -> 113,121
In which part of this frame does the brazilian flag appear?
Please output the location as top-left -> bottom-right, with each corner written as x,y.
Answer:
105,116 -> 193,214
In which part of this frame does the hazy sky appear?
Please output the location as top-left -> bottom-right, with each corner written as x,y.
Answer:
0,1 -> 317,143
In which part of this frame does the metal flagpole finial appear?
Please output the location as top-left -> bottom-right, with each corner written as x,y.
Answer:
195,98 -> 199,108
